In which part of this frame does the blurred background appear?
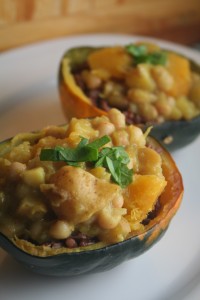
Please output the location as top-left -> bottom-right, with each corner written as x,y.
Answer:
0,0 -> 200,51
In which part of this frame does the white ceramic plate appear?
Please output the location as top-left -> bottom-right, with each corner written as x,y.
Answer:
0,34 -> 200,300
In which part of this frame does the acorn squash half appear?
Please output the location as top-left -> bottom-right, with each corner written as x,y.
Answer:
0,131 -> 183,277
58,45 -> 200,151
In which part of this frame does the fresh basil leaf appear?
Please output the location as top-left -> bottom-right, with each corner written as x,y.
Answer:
135,52 -> 167,66
112,147 -> 130,164
126,44 -> 147,57
40,145 -> 98,162
95,156 -> 106,167
66,161 -> 81,167
77,137 -> 89,148
105,156 -> 119,184
119,165 -> 133,188
40,135 -> 133,188
88,135 -> 111,148
125,44 -> 167,66
40,148 -> 60,161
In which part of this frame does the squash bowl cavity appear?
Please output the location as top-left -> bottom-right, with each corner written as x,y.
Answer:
58,44 -> 200,151
0,116 -> 183,276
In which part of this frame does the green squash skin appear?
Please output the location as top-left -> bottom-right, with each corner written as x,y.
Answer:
0,228 -> 166,277
144,116 -> 200,151
59,46 -> 200,151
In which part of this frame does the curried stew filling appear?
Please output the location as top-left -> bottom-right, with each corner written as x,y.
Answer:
70,42 -> 200,125
0,109 -> 167,250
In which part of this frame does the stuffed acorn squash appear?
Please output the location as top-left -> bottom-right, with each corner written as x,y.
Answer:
0,110 -> 183,276
58,42 -> 200,150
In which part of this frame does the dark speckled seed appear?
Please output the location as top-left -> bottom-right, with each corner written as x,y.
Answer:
65,237 -> 78,248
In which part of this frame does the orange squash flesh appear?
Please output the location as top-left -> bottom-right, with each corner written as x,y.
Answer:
87,47 -> 132,79
59,57 -> 106,120
166,52 -> 191,97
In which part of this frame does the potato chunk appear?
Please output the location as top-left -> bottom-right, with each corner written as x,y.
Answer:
41,166 -> 121,224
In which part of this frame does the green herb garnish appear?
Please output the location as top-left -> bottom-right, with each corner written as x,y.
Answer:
95,147 -> 133,188
40,135 -> 110,166
40,135 -> 133,188
125,44 -> 147,58
125,44 -> 167,66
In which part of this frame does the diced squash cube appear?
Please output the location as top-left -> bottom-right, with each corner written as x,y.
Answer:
88,47 -> 132,79
123,174 -> 167,220
166,53 -> 191,97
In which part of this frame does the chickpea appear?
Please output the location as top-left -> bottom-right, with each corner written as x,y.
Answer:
154,93 -> 175,118
107,94 -> 128,110
151,66 -> 174,92
127,88 -> 157,104
103,82 -> 128,110
96,121 -> 115,137
127,125 -> 146,147
108,108 -> 126,128
98,205 -> 122,229
49,220 -> 74,240
98,216 -> 131,243
112,129 -> 129,146
81,70 -> 102,89
103,81 -> 124,96
138,103 -> 158,122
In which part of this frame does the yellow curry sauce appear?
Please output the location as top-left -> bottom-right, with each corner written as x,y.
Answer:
0,109 -> 167,249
